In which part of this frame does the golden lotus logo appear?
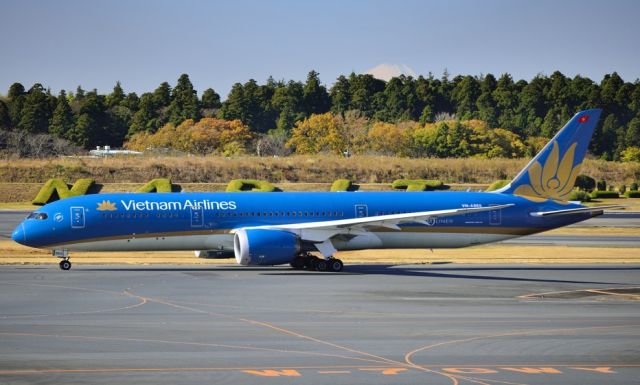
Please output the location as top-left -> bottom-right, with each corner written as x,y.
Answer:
514,141 -> 580,202
96,200 -> 117,211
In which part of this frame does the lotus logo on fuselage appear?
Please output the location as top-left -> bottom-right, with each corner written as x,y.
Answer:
97,200 -> 118,211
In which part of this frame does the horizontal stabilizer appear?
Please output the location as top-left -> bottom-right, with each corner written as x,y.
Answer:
529,205 -> 623,217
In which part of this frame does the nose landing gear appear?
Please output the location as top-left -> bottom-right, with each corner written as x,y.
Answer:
59,259 -> 71,270
53,249 -> 71,270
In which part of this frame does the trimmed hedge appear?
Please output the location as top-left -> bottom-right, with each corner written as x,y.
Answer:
226,179 -> 276,192
590,190 -> 620,199
574,174 -> 596,191
625,190 -> 640,198
330,179 -> 352,192
136,178 -> 172,193
392,179 -> 445,192
32,178 -> 95,205
567,190 -> 591,202
485,180 -> 510,192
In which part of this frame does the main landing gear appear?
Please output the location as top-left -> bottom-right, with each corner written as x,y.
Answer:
53,249 -> 71,270
290,254 -> 344,272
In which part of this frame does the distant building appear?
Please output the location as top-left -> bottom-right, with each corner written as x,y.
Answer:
89,146 -> 142,157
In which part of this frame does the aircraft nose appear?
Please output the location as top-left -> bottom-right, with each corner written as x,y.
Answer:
11,223 -> 26,245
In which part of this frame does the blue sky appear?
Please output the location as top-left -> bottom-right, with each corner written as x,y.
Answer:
2,0 -> 639,98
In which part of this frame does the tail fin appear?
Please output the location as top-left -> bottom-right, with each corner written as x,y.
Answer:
497,109 -> 602,202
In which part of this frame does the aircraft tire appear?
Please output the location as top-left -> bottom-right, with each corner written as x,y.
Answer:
59,260 -> 71,271
316,260 -> 328,272
305,256 -> 319,270
329,259 -> 344,272
290,256 -> 306,269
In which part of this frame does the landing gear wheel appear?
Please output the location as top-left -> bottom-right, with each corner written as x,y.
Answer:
328,259 -> 344,272
316,259 -> 328,272
305,256 -> 320,270
59,260 -> 71,271
290,256 -> 306,269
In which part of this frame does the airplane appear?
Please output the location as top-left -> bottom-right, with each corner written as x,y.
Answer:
12,109 -> 616,272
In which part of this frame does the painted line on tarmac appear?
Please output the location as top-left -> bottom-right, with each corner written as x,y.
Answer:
517,286 -> 640,300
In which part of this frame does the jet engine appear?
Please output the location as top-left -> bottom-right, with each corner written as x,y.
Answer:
234,229 -> 300,266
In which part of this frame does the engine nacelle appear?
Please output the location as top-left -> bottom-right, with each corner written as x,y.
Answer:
234,229 -> 300,266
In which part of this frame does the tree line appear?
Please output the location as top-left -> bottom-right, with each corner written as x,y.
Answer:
0,70 -> 639,160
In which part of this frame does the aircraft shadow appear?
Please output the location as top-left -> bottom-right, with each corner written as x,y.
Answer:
80,264 -> 639,285
263,264 -> 639,285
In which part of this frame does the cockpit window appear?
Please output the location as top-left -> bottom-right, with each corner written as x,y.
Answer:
27,212 -> 48,220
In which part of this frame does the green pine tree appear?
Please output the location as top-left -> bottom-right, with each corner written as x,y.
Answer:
303,70 -> 330,116
128,93 -> 157,136
167,74 -> 200,125
49,90 -> 75,137
330,75 -> 351,114
7,82 -> 26,128
18,84 -> 52,133
107,81 -> 125,108
201,88 -> 222,109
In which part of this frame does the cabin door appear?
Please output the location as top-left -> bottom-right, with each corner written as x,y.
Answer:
190,206 -> 204,227
355,204 -> 368,218
70,206 -> 85,229
489,206 -> 502,225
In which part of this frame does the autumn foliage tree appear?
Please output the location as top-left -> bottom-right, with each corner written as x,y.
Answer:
367,121 -> 409,155
125,118 -> 252,156
286,113 -> 345,154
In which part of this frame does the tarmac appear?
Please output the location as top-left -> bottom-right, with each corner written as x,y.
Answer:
0,264 -> 639,385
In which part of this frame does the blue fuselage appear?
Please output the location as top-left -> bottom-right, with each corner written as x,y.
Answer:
12,191 -> 591,252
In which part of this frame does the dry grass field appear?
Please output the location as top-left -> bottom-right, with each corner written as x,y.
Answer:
1,155 -> 638,185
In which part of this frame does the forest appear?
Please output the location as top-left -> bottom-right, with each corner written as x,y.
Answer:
0,71 -> 639,161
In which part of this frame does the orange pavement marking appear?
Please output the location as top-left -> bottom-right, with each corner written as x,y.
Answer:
517,286 -> 640,300
586,289 -> 640,299
570,367 -> 616,373
242,369 -> 301,377
359,368 -> 407,375
443,368 -> 499,374
501,367 -> 562,374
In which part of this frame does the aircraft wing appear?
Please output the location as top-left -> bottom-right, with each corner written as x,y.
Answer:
236,204 -> 514,256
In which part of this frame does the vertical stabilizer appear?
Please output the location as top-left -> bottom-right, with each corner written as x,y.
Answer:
497,109 -> 602,201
